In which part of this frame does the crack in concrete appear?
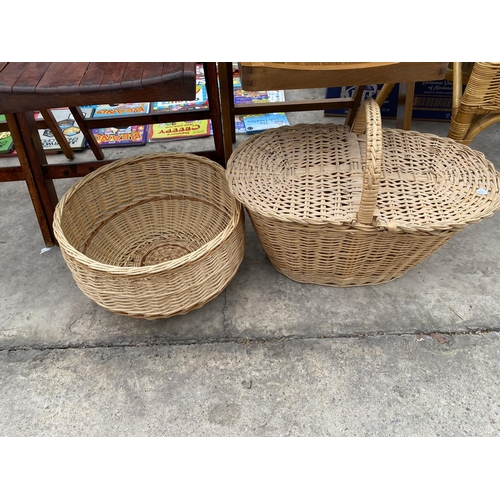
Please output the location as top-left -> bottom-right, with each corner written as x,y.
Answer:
0,328 -> 497,354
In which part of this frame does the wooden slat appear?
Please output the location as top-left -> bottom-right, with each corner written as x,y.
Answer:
120,63 -> 146,90
39,109 -> 75,159
36,63 -> 90,94
69,106 -> 104,160
100,62 -> 128,92
0,166 -> 24,182
233,98 -> 360,114
0,62 -> 29,93
239,62 -> 448,90
83,108 -> 211,129
161,62 -> 188,84
139,62 -> 165,87
12,62 -> 51,93
0,88 -> 191,113
79,62 -> 110,93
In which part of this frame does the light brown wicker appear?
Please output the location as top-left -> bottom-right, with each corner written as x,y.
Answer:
53,152 -> 245,319
226,98 -> 500,287
448,62 -> 500,145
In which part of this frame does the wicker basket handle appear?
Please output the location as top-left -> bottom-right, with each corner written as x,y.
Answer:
351,98 -> 383,225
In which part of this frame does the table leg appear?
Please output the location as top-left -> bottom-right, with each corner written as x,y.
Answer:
5,113 -> 56,247
345,85 -> 366,128
396,82 -> 416,130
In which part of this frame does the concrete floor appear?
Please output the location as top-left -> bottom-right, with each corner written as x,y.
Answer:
1,89 -> 500,436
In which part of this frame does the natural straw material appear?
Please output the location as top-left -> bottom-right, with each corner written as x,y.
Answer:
448,62 -> 500,145
226,98 -> 500,286
54,153 -> 245,319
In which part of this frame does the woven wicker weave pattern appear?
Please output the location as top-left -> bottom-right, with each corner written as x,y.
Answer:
459,62 -> 500,109
54,153 -> 245,319
227,100 -> 500,232
227,98 -> 500,287
352,95 -> 382,225
248,214 -> 456,287
448,62 -> 500,144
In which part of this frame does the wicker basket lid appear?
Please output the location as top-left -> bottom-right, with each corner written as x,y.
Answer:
226,99 -> 500,232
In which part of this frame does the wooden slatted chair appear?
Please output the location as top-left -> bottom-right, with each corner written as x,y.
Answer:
0,62 -> 225,247
218,62 -> 449,162
0,62 -> 89,160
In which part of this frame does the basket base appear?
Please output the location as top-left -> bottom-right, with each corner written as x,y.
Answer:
139,241 -> 192,266
67,209 -> 246,320
102,259 -> 243,320
268,260 -> 408,287
249,211 -> 457,288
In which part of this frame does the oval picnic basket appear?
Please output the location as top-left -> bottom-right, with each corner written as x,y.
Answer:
53,152 -> 245,319
226,98 -> 500,287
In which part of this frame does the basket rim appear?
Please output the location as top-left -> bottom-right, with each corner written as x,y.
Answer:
226,123 -> 500,232
53,152 -> 243,275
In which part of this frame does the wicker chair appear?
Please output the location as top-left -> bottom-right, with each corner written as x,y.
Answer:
448,62 -> 500,145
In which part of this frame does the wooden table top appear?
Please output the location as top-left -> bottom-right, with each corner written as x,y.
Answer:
0,62 -> 197,113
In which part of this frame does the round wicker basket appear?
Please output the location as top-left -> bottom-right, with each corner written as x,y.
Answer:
226,98 -> 500,287
53,153 -> 245,319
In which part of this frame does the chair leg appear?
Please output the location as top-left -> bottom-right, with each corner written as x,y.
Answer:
204,62 -> 225,166
69,106 -> 104,160
218,62 -> 235,165
375,83 -> 395,108
39,109 -> 75,160
376,82 -> 415,130
396,82 -> 415,130
6,113 -> 57,246
345,85 -> 366,128
453,112 -> 500,145
227,63 -> 236,143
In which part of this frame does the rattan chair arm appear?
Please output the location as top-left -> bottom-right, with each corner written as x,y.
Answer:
351,99 -> 383,225
464,113 -> 500,144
